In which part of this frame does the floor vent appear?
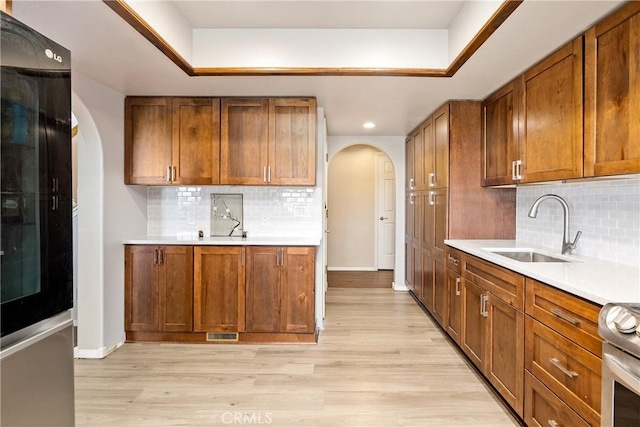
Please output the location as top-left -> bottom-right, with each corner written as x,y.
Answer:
206,332 -> 239,342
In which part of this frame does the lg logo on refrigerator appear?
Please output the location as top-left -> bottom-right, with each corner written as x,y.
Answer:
44,48 -> 62,63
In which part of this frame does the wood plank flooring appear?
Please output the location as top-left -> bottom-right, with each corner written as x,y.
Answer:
74,288 -> 518,426
327,270 -> 394,288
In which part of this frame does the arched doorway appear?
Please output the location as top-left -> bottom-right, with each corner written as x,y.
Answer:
327,144 -> 396,276
71,93 -> 105,357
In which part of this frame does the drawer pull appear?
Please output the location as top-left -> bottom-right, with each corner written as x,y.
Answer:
549,357 -> 578,378
455,277 -> 461,296
551,308 -> 580,326
548,420 -> 559,427
448,255 -> 459,266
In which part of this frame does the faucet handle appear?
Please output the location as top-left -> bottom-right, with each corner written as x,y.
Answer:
571,230 -> 582,249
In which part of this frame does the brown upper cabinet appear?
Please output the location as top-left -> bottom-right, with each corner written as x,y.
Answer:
221,98 -> 317,186
482,38 -> 584,186
584,2 -> 640,177
125,97 -> 221,185
126,96 -> 317,186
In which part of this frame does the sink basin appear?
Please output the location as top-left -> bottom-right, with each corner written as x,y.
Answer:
488,250 -> 570,263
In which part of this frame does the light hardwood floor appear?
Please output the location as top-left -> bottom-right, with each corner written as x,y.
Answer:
75,288 -> 519,426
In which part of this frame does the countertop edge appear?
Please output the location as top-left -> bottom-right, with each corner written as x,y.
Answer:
123,236 -> 322,246
445,239 -> 640,305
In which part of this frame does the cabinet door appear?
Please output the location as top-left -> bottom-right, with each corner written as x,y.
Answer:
125,97 -> 172,184
268,98 -> 317,186
432,104 -> 450,188
482,80 -> 519,187
419,248 -> 431,309
405,241 -> 414,292
405,135 -> 415,190
431,188 -> 448,263
432,259 -> 447,326
421,117 -> 433,190
159,246 -> 194,332
125,245 -> 159,331
485,294 -> 524,416
281,247 -> 315,333
519,38 -> 583,183
246,246 -> 281,332
220,98 -> 269,185
405,193 -> 414,241
172,98 -> 220,185
194,247 -> 245,332
461,279 -> 485,369
414,127 -> 425,190
584,4 -> 640,177
445,268 -> 462,344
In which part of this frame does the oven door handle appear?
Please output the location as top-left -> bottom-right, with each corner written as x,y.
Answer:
604,352 -> 640,394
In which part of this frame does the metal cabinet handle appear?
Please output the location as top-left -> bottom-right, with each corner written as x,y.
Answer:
264,166 -> 268,183
409,178 -> 414,189
153,248 -> 158,265
429,191 -> 435,206
429,172 -> 435,187
267,166 -> 271,183
551,308 -> 580,326
448,255 -> 459,266
549,357 -> 578,378
409,193 -> 415,205
166,165 -> 172,182
511,161 -> 517,181
480,294 -> 489,317
517,160 -> 523,180
548,420 -> 559,427
171,166 -> 176,182
455,277 -> 461,296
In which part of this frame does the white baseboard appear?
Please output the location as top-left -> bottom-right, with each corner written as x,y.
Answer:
74,339 -> 124,359
327,267 -> 377,271
393,282 -> 409,292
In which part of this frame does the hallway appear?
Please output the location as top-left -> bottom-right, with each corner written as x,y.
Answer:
74,288 -> 518,426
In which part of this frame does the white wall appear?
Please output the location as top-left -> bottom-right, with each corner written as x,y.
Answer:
448,1 -> 503,62
72,72 -> 147,357
328,145 -> 380,270
328,136 -> 406,291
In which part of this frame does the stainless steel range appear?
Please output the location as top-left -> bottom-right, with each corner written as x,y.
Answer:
599,303 -> 640,427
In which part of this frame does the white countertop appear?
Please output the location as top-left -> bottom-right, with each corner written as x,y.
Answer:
445,240 -> 640,305
124,235 -> 321,246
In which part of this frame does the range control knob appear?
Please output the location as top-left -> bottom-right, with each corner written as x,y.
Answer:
613,309 -> 639,333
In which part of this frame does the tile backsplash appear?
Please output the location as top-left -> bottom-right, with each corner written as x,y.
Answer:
516,175 -> 640,266
148,186 -> 322,239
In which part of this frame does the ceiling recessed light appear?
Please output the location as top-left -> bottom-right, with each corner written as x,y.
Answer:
363,122 -> 376,129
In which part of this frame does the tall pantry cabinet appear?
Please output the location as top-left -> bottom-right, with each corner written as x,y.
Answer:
405,101 -> 516,325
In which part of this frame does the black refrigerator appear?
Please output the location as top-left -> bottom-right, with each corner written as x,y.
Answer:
0,11 -> 75,426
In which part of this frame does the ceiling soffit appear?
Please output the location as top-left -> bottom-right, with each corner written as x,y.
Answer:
102,0 -> 522,77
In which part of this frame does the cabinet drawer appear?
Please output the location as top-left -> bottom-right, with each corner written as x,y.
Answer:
525,278 -> 602,357
524,371 -> 591,427
525,317 -> 601,426
463,254 -> 524,309
445,247 -> 462,274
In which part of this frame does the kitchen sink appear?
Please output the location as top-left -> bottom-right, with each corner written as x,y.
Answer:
487,250 -> 571,263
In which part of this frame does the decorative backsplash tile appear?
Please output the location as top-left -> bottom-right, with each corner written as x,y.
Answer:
516,175 -> 640,266
148,186 -> 322,239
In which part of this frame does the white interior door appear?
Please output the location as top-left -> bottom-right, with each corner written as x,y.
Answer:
376,153 -> 395,270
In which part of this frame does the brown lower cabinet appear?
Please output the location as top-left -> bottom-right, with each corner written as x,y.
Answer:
245,246 -> 316,334
434,248 -> 603,425
124,244 -> 316,343
193,246 -> 245,332
125,245 -> 194,332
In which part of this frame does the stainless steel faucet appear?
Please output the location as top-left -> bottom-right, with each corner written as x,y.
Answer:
528,194 -> 582,255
